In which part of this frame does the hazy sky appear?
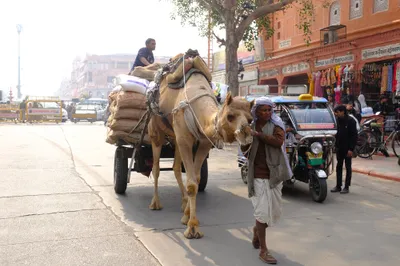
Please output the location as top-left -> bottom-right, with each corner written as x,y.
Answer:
0,0 -> 217,98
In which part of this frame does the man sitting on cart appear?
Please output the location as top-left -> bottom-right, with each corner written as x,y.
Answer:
129,38 -> 156,73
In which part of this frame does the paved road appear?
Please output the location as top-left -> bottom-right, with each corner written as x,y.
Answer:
1,123 -> 400,266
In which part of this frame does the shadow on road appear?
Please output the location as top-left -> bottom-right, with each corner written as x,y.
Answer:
110,176 -> 314,266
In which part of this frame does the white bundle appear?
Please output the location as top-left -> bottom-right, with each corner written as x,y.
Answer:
115,74 -> 149,94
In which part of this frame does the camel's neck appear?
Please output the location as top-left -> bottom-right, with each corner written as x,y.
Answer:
202,111 -> 222,142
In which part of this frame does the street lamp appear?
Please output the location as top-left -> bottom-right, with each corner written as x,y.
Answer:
16,24 -> 22,99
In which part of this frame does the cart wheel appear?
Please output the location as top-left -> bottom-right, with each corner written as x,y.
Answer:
198,159 -> 208,192
114,147 -> 128,194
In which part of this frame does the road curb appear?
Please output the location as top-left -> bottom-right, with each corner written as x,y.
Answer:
353,167 -> 400,182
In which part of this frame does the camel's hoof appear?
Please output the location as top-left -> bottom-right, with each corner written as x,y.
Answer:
181,198 -> 188,212
181,215 -> 189,225
149,197 -> 163,210
184,226 -> 204,239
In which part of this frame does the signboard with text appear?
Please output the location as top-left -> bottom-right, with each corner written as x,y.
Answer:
282,62 -> 309,75
362,43 -> 400,60
28,108 -> 61,116
315,54 -> 354,68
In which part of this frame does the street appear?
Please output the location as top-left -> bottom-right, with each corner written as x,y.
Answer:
1,123 -> 400,266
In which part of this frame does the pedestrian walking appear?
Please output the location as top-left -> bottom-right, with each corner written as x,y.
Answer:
240,97 -> 292,264
331,105 -> 358,194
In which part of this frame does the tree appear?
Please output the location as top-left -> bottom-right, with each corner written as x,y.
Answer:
167,0 -> 325,96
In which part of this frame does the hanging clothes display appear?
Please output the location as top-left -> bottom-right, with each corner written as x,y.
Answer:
396,62 -> 400,96
314,71 -> 323,97
381,65 -> 389,93
309,73 -> 315,96
392,62 -> 397,93
387,64 -> 393,92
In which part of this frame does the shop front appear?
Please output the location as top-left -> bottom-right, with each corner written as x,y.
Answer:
311,54 -> 356,104
239,69 -> 258,96
259,68 -> 279,93
280,62 -> 310,94
360,43 -> 400,107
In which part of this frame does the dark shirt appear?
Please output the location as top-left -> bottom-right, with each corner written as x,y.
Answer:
373,102 -> 390,115
132,48 -> 154,70
335,115 -> 357,154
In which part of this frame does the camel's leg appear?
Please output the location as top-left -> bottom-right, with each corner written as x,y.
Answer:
172,145 -> 188,212
193,141 -> 212,185
175,139 -> 203,238
149,140 -> 163,210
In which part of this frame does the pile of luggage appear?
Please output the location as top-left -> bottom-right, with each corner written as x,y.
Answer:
105,63 -> 160,145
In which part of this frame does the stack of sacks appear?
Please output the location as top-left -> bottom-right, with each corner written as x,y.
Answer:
129,62 -> 160,81
106,86 -> 150,145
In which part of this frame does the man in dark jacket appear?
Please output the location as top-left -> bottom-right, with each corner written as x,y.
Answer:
331,105 -> 358,194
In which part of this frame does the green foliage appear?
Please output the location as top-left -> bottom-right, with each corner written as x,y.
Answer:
166,0 -> 326,50
296,0 -> 316,45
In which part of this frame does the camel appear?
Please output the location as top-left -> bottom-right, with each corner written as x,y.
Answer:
147,54 -> 254,239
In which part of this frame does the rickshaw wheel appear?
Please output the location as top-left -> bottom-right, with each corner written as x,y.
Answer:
241,165 -> 248,184
114,147 -> 128,194
309,172 -> 327,203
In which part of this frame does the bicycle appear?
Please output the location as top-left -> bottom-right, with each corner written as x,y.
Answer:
355,118 -> 400,159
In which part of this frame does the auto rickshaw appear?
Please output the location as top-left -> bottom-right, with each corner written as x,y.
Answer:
239,93 -> 337,203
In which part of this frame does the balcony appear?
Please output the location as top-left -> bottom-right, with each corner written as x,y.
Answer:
320,25 -> 347,46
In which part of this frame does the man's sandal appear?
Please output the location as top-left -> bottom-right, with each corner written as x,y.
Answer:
259,252 -> 277,264
252,227 -> 260,249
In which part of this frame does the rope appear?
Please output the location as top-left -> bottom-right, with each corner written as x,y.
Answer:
177,54 -> 222,150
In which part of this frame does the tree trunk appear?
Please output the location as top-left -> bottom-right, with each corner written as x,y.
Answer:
224,10 -> 239,96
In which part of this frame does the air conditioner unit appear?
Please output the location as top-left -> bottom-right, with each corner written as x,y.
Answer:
323,30 -> 339,45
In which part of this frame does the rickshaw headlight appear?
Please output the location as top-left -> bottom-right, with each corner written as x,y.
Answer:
310,142 -> 323,155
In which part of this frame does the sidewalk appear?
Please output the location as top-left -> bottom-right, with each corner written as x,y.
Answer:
352,155 -> 400,182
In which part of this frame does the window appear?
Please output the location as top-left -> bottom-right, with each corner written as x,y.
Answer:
88,72 -> 92,82
373,0 -> 389,13
277,21 -> 281,29
277,32 -> 281,40
350,0 -> 363,19
329,2 -> 341,26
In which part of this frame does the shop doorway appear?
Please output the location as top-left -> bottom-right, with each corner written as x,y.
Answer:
361,59 -> 400,107
259,79 -> 278,93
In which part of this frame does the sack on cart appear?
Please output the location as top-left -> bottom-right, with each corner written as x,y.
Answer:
115,74 -> 149,94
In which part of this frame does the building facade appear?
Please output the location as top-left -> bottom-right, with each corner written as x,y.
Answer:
62,54 -> 171,99
226,0 -> 400,104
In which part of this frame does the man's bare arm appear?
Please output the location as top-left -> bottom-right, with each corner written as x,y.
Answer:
140,57 -> 151,66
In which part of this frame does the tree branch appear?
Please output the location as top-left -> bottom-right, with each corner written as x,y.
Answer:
213,31 -> 226,47
196,0 -> 224,16
236,0 -> 296,40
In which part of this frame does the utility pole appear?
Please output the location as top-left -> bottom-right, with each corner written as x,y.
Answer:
207,9 -> 213,72
16,24 -> 22,99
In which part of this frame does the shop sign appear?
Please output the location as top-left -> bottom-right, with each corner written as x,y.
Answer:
315,54 -> 354,68
279,39 -> 291,49
362,43 -> 400,60
282,62 -> 309,75
248,85 -> 269,95
259,68 -> 279,78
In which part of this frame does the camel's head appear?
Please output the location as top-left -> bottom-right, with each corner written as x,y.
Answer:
217,92 -> 254,146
